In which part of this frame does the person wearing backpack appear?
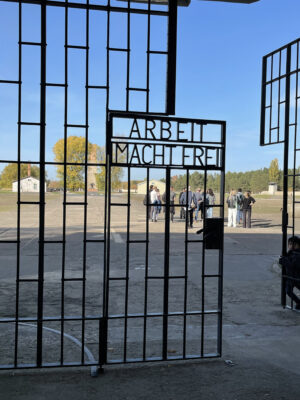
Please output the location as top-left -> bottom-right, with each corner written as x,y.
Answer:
206,188 -> 216,218
226,189 -> 237,227
236,188 -> 244,225
242,191 -> 256,228
280,236 -> 300,310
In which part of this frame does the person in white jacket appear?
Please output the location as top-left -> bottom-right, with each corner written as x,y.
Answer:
150,186 -> 158,222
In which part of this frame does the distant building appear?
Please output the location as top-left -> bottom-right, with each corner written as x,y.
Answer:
87,144 -> 98,191
137,180 -> 166,195
268,182 -> 278,195
12,177 -> 47,193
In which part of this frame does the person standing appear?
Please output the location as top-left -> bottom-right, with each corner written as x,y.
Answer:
226,189 -> 237,227
181,185 -> 196,228
143,184 -> 153,220
242,191 -> 256,228
236,188 -> 244,225
206,188 -> 216,218
194,188 -> 203,222
179,187 -> 186,219
162,186 -> 176,222
150,186 -> 158,222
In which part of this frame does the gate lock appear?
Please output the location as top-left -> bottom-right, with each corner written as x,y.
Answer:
196,217 -> 224,250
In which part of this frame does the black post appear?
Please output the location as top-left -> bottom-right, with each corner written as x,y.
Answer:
162,168 -> 170,360
37,2 -> 46,367
281,45 -> 291,307
166,0 -> 178,115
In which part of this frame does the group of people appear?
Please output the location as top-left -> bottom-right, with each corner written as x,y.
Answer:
279,236 -> 300,310
144,185 -> 216,228
226,188 -> 256,228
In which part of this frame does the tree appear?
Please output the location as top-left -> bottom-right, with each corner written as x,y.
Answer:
0,163 -> 40,188
53,136 -> 94,191
269,158 -> 280,184
95,145 -> 124,191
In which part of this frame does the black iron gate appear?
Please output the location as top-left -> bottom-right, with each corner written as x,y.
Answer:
260,37 -> 300,308
105,112 -> 226,364
0,0 -> 226,371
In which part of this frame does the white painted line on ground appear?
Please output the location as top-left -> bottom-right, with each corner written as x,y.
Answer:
111,229 -> 124,243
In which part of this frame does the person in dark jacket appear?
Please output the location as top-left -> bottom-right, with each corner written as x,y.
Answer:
242,191 -> 256,228
162,186 -> 176,222
179,188 -> 186,219
280,236 -> 300,309
181,186 -> 196,228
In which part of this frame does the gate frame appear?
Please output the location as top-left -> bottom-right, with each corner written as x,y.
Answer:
260,37 -> 300,308
104,111 -> 226,366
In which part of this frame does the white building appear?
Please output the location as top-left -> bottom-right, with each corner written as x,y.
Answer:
12,177 -> 47,193
137,180 -> 166,195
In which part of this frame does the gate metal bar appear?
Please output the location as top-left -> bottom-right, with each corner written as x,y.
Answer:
260,37 -> 300,307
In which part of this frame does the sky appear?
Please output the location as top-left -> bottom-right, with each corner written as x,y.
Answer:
0,0 -> 300,180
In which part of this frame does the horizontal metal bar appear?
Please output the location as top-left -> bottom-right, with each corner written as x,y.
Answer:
110,110 -> 226,127
18,201 -> 41,205
19,121 -> 41,126
19,41 -> 42,46
63,278 -> 86,282
87,85 -> 108,89
65,124 -> 88,128
0,79 -> 21,84
148,275 -> 186,280
44,240 -> 65,244
65,44 -> 89,50
127,240 -> 149,243
110,203 -> 130,206
45,83 -> 67,87
85,239 -> 105,243
127,87 -> 148,92
108,47 -> 129,52
147,50 -> 168,55
109,277 -> 128,281
63,202 -> 87,206
108,310 -> 220,320
0,240 -> 19,244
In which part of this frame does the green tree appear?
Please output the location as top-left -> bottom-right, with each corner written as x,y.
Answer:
0,163 -> 40,188
269,158 -> 280,184
53,136 -> 94,191
94,146 -> 124,191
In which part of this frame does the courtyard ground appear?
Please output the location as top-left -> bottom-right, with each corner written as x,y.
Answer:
0,192 -> 299,399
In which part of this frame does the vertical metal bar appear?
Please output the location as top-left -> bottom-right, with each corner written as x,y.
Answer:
201,169 -> 207,357
123,167 -> 130,362
126,0 -> 130,111
217,123 -> 226,356
61,2 -> 69,364
81,3 -> 90,365
14,1 -> 22,367
166,0 -> 177,115
183,170 -> 188,358
162,167 -> 170,360
292,43 -> 299,239
143,167 -> 150,360
260,57 -> 267,146
281,44 -> 291,307
269,56 -> 273,143
37,1 -> 47,367
277,51 -> 281,143
146,0 -> 150,113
